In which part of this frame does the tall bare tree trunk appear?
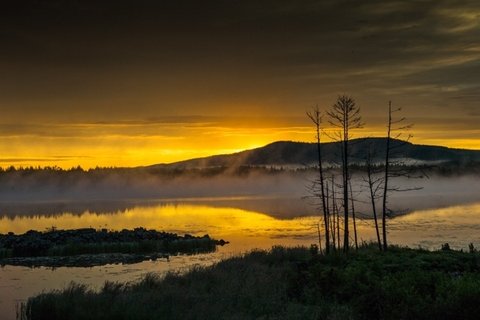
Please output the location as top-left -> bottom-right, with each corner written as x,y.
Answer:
366,152 -> 382,251
327,96 -> 362,253
382,102 -> 392,251
331,176 -> 337,251
336,203 -> 341,250
342,124 -> 349,252
307,108 -> 329,254
326,181 -> 335,251
317,222 -> 322,254
379,101 -> 418,251
349,178 -> 358,251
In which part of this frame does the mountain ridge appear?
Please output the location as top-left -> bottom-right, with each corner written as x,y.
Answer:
148,138 -> 480,169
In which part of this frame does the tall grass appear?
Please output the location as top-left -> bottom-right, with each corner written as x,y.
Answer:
22,245 -> 480,320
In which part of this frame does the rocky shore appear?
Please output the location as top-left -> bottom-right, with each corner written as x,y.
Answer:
0,227 -> 228,267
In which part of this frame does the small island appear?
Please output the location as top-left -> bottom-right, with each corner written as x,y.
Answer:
0,227 -> 228,268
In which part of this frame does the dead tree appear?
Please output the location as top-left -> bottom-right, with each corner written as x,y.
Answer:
348,178 -> 358,251
329,174 -> 342,251
364,145 -> 383,251
381,101 -> 421,251
325,180 -> 335,251
327,95 -> 362,252
328,176 -> 338,251
381,103 -> 393,251
317,222 -> 322,253
336,201 -> 341,250
307,107 -> 330,253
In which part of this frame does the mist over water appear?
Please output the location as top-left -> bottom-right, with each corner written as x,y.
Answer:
0,171 -> 478,219
0,171 -> 479,251
0,170 -> 308,202
0,171 -> 480,218
0,171 -> 479,319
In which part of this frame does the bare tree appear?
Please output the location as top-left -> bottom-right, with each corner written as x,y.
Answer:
325,180 -> 335,251
327,95 -> 362,252
381,103 -> 393,251
317,222 -> 322,253
381,101 -> 421,250
348,178 -> 358,251
307,107 -> 330,253
328,176 -> 338,251
364,146 -> 383,250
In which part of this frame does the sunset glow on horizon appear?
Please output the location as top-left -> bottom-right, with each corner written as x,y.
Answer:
0,117 -> 479,169
1,1 -> 479,169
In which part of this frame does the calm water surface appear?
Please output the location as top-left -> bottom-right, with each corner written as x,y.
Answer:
1,197 -> 479,319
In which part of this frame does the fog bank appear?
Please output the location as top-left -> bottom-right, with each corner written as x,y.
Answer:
0,170 -> 478,219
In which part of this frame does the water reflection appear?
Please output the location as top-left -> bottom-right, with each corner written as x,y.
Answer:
0,199 -> 479,319
0,199 -> 479,250
0,196 -> 316,220
0,199 -> 319,319
388,203 -> 480,249
0,202 -> 319,250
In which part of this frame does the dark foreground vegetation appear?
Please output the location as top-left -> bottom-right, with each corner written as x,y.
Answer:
1,228 -> 227,267
21,245 -> 480,320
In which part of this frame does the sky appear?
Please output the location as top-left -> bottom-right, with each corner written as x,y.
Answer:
1,0 -> 479,168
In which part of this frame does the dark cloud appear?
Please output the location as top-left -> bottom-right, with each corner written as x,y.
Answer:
0,114 -> 311,139
0,0 -> 479,121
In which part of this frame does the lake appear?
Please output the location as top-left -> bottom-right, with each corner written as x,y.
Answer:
1,196 -> 480,319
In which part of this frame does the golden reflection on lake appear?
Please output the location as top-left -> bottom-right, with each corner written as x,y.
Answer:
1,201 -> 479,250
0,204 -> 315,235
1,201 -> 479,319
0,204 -> 322,252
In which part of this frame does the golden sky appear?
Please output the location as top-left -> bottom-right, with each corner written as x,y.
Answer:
0,1 -> 479,168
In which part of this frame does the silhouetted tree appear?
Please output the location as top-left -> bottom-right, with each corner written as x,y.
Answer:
348,178 -> 358,251
381,101 -> 421,250
327,95 -> 362,252
381,102 -> 393,250
364,146 -> 383,250
327,176 -> 338,251
306,107 -> 330,253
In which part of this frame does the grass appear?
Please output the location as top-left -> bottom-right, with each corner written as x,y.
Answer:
22,245 -> 480,320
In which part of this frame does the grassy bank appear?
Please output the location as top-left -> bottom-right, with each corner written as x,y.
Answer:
22,245 -> 480,320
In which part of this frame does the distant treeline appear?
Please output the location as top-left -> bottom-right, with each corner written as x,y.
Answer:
1,161 -> 479,177
0,165 -> 286,179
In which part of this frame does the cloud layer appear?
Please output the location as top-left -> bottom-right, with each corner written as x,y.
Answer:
0,0 -> 479,166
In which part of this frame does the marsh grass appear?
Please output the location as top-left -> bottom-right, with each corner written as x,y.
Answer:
22,245 -> 480,320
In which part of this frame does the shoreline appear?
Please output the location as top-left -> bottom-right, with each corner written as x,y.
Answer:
19,245 -> 480,320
